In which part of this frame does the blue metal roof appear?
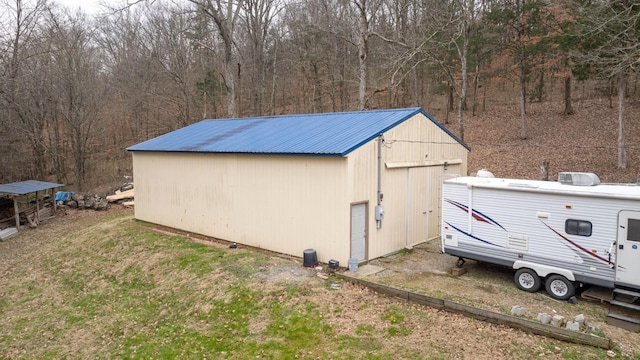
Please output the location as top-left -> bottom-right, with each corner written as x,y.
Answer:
0,180 -> 64,196
127,107 -> 469,156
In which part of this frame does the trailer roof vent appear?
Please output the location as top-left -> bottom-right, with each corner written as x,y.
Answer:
476,169 -> 495,178
558,172 -> 600,186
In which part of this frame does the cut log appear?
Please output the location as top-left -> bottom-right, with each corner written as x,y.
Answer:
106,189 -> 135,202
26,213 -> 37,228
122,201 -> 134,207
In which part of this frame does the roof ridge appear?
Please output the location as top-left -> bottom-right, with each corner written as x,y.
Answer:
203,107 -> 422,122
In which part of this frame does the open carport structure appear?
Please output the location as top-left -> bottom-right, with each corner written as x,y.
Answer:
0,180 -> 64,231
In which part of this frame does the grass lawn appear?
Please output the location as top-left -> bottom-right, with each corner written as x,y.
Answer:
0,210 -> 631,359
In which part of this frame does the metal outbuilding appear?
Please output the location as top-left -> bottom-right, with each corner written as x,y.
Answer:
128,107 -> 469,266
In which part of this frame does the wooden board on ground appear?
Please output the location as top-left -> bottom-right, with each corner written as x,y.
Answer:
581,286 -> 613,303
106,189 -> 134,202
337,272 -> 612,350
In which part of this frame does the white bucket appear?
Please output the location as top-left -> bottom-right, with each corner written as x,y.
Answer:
348,258 -> 358,272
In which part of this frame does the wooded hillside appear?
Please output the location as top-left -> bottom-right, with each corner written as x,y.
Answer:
0,0 -> 638,190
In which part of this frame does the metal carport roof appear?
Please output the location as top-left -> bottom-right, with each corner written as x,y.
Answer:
0,180 -> 64,196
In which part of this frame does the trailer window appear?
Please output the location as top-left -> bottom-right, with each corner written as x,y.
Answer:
627,219 -> 640,242
565,219 -> 592,236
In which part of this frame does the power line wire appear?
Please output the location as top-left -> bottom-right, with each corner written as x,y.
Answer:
385,139 -> 640,150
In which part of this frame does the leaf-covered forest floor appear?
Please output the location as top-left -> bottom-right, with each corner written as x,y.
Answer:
440,98 -> 640,182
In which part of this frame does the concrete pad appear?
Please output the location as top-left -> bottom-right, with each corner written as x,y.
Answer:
343,264 -> 385,278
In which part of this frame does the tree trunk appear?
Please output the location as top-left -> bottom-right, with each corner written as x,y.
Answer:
519,63 -> 527,140
516,0 -> 526,140
539,161 -> 549,181
608,77 -> 613,109
448,82 -> 454,112
563,76 -> 574,115
617,72 -> 626,169
357,0 -> 368,110
412,66 -> 420,107
224,39 -> 237,117
457,32 -> 468,142
472,64 -> 479,116
190,0 -> 242,118
269,37 -> 278,115
534,71 -> 544,102
444,87 -> 450,125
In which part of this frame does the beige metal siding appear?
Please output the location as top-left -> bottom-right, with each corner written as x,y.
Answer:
132,112 -> 468,265
133,152 -> 350,263
346,113 -> 468,259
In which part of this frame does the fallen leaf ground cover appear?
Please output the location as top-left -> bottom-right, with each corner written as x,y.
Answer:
451,99 -> 640,182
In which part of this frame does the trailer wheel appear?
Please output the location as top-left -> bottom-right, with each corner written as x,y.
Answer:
545,275 -> 575,300
514,268 -> 541,292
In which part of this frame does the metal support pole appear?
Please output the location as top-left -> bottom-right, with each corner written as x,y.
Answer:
13,196 -> 19,230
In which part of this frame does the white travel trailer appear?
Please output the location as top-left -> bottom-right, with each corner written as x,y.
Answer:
441,172 -> 640,310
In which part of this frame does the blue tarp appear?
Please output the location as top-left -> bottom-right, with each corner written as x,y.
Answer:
55,191 -> 74,202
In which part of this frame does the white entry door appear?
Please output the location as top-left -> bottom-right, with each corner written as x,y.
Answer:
616,210 -> 640,287
351,203 -> 367,261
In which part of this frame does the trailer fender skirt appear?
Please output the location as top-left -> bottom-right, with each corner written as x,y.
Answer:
512,261 -> 575,282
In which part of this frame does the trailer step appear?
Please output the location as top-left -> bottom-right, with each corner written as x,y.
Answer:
610,300 -> 640,312
613,288 -> 640,299
607,312 -> 640,332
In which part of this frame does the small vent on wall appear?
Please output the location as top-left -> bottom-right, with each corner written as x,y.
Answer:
507,233 -> 529,251
444,233 -> 458,247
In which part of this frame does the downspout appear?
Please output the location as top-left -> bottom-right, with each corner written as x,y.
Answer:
377,135 -> 384,229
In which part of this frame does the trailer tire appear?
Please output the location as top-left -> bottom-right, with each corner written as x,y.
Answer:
545,274 -> 575,300
514,268 -> 541,293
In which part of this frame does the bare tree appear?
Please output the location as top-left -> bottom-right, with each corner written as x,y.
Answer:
352,0 -> 383,110
571,1 -> 640,169
0,0 -> 51,180
188,0 -> 244,118
435,0 -> 477,142
48,9 -> 105,190
239,0 -> 283,116
484,0 -> 556,140
97,4 -> 155,144
146,3 -> 200,128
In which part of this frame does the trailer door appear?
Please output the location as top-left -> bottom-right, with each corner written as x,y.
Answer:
616,210 -> 640,287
